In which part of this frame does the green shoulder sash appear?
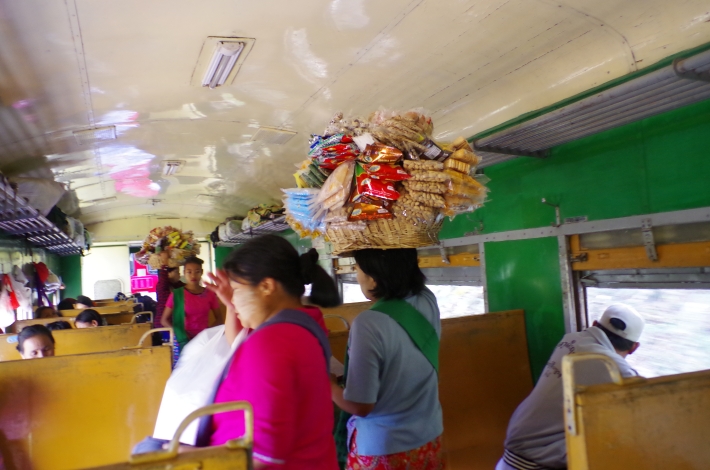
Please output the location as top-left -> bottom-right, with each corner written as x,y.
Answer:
172,287 -> 189,348
371,298 -> 440,373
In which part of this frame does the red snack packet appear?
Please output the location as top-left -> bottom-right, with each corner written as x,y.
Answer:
361,163 -> 411,181
352,164 -> 400,202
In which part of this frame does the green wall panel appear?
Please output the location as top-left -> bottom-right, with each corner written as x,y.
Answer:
214,246 -> 233,270
485,237 -> 565,381
441,97 -> 710,240
440,97 -> 710,379
59,255 -> 82,300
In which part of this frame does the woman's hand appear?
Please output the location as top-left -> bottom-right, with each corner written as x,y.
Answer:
206,270 -> 234,309
159,250 -> 170,266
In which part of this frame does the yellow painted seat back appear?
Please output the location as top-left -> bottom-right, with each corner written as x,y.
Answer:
0,323 -> 153,361
60,306 -> 132,316
87,402 -> 254,470
8,312 -> 149,332
0,338 -> 172,470
563,354 -> 710,470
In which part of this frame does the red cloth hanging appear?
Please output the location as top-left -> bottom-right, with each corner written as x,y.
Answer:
2,274 -> 20,310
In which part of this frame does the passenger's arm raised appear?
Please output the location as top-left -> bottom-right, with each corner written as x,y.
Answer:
206,270 -> 243,346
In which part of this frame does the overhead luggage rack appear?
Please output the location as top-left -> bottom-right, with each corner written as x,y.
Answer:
474,48 -> 710,167
0,176 -> 83,255
214,215 -> 290,247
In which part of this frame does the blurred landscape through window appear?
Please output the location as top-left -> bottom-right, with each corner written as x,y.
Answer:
587,287 -> 710,378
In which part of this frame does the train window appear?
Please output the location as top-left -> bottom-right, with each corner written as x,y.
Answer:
586,287 -> 710,377
342,283 -> 369,304
341,282 -> 484,319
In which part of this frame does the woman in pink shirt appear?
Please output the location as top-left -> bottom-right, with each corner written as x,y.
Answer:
204,235 -> 341,469
161,257 -> 220,353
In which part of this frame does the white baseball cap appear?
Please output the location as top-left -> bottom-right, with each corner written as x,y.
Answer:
599,304 -> 645,342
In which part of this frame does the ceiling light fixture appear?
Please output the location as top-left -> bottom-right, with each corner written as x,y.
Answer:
192,37 -> 255,89
162,160 -> 185,176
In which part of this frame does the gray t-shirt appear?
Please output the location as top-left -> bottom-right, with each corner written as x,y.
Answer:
504,327 -> 639,469
343,288 -> 444,455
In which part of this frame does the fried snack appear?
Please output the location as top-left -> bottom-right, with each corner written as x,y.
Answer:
444,158 -> 471,174
451,136 -> 473,152
393,189 -> 438,224
407,190 -> 446,208
449,149 -> 481,165
403,160 -> 444,171
410,170 -> 449,183
402,180 -> 447,194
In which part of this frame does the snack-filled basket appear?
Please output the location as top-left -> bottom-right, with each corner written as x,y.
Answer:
285,109 -> 489,254
136,227 -> 201,269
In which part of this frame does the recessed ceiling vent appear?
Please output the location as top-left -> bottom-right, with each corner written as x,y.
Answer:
252,126 -> 297,145
73,126 -> 116,145
192,37 -> 255,89
162,160 -> 185,176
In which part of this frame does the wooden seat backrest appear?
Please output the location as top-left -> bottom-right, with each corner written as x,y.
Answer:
0,323 -> 152,361
0,345 -> 172,470
566,364 -> 710,470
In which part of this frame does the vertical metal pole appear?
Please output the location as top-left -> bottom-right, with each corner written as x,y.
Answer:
479,242 -> 489,312
558,235 -> 578,333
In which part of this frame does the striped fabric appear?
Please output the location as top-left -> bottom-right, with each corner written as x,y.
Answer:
503,449 -> 551,470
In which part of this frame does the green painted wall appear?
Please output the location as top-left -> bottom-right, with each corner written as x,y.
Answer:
214,246 -> 233,269
441,97 -> 710,380
58,255 -> 82,300
485,238 -> 565,380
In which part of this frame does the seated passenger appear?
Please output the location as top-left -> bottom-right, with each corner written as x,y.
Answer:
16,324 -> 55,359
496,304 -> 646,470
75,309 -> 103,328
57,298 -> 76,311
35,306 -> 59,319
47,321 -> 73,331
75,295 -> 94,309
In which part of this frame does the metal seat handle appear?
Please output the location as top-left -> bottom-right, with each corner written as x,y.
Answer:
129,401 -> 254,465
323,314 -> 350,330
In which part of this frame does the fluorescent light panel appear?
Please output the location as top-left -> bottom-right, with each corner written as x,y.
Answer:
203,42 -> 245,88
191,37 -> 255,88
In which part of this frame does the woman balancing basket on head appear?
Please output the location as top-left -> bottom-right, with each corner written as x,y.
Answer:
136,227 -> 215,360
331,248 -> 444,470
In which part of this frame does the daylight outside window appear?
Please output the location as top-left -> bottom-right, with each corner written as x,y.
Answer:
342,283 -> 484,319
586,287 -> 710,378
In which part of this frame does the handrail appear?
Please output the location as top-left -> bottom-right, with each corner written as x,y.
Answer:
128,401 -> 254,465
127,311 -> 154,325
561,353 -> 624,436
323,314 -> 350,330
124,327 -> 174,349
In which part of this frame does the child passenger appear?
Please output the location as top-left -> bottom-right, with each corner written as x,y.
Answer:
161,257 -> 219,355
16,325 -> 55,359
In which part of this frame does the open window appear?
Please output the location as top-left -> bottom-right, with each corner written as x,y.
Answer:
335,244 -> 485,319
570,221 -> 710,377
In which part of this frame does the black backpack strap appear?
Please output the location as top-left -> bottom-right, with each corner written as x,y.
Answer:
194,309 -> 330,447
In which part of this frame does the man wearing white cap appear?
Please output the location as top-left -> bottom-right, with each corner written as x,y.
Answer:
495,304 -> 645,470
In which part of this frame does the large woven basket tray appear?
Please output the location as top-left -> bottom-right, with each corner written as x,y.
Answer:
327,217 -> 443,255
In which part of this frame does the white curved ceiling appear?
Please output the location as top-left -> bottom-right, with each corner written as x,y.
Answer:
0,0 -> 709,231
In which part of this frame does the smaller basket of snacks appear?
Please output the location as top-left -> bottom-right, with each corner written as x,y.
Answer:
286,109 -> 489,254
136,226 -> 201,269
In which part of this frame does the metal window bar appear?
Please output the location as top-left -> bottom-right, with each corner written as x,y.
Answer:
475,49 -> 710,166
0,175 -> 82,255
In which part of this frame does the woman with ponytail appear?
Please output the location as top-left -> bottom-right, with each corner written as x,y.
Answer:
204,234 -> 340,469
